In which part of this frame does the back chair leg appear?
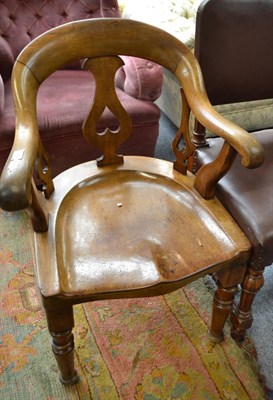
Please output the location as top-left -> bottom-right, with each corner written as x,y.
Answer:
209,281 -> 237,343
230,266 -> 265,341
44,304 -> 79,385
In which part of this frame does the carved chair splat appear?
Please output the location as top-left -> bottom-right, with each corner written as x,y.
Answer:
83,56 -> 132,167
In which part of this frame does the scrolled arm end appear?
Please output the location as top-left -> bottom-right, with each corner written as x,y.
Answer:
240,135 -> 265,169
0,144 -> 37,211
0,168 -> 32,211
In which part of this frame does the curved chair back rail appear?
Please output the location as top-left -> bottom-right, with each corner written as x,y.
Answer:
15,18 -> 266,154
0,19 -> 264,212
14,17 -> 266,156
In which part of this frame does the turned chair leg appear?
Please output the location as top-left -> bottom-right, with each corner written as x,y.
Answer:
230,267 -> 265,342
44,304 -> 79,385
208,280 -> 237,343
51,329 -> 79,385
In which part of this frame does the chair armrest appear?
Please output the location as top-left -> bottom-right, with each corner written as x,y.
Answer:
176,53 -> 264,198
0,75 -> 4,116
0,60 -> 44,212
188,96 -> 265,199
115,56 -> 163,101
0,124 -> 39,212
187,90 -> 265,199
195,102 -> 265,169
181,61 -> 265,169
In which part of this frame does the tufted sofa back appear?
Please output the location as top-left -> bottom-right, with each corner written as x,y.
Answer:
0,0 -> 121,81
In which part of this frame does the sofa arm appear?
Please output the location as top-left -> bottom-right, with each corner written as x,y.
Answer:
115,56 -> 163,102
0,75 -> 4,116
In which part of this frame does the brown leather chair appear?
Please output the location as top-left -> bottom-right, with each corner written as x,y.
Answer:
0,18 -> 263,384
190,0 -> 273,340
0,0 -> 162,177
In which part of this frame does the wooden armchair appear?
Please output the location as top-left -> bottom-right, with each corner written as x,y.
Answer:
191,0 -> 273,340
0,18 -> 263,384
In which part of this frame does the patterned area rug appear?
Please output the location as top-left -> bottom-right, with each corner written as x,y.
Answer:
0,210 -> 266,399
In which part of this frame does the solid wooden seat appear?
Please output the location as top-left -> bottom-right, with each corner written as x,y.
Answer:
35,157 -> 250,298
0,19 -> 264,385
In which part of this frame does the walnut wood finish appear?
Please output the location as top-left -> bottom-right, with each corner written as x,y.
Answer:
0,19 -> 264,384
230,267 -> 265,341
194,142 -> 237,199
172,89 -> 195,174
82,56 -> 132,167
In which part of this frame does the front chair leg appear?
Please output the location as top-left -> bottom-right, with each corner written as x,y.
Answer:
208,281 -> 237,343
44,304 -> 79,385
230,267 -> 264,342
51,329 -> 79,385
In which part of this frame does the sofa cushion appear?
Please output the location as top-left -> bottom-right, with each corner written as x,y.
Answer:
0,70 -> 160,175
213,99 -> 273,136
156,68 -> 273,136
194,98 -> 273,138
1,70 -> 160,143
115,56 -> 163,102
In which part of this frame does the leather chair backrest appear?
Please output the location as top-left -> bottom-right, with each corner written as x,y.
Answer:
0,0 -> 120,81
195,0 -> 273,105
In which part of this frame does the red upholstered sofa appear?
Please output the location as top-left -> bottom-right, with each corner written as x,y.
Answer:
0,0 -> 162,176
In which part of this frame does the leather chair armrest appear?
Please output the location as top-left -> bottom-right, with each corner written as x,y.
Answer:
115,56 -> 163,102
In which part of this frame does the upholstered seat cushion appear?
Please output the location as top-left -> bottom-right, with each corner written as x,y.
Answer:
194,130 -> 273,267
